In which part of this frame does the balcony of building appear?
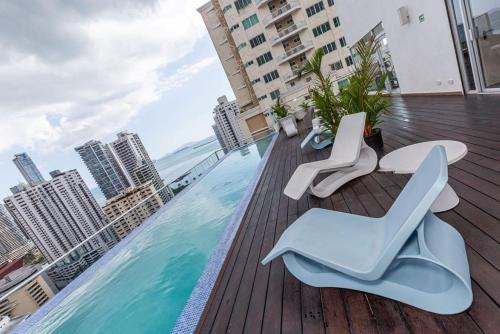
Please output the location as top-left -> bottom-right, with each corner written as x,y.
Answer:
283,54 -> 308,82
196,95 -> 500,334
277,40 -> 314,65
262,1 -> 302,27
270,20 -> 307,46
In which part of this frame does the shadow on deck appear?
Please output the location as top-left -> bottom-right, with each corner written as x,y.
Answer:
197,95 -> 500,334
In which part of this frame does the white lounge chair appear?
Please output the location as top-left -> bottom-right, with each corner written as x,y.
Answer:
263,146 -> 473,314
284,112 -> 377,200
279,115 -> 298,137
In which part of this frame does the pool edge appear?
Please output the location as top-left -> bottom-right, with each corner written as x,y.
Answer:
171,134 -> 278,334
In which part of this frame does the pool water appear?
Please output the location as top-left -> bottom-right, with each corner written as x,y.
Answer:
26,137 -> 273,334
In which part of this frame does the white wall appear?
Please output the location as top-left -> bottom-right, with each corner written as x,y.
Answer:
336,0 -> 464,95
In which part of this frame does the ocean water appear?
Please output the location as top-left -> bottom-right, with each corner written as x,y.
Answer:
26,136 -> 272,334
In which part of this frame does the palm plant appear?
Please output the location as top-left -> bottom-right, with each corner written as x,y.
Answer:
299,100 -> 311,112
298,48 -> 344,134
271,98 -> 290,119
339,38 -> 391,135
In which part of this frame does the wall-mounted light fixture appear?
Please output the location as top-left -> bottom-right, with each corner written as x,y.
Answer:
398,6 -> 410,25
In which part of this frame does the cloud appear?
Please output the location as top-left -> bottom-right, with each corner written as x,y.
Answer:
0,0 -> 211,153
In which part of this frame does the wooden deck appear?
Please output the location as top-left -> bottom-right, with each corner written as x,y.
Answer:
196,95 -> 500,334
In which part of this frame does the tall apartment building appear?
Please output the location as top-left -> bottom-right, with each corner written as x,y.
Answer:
213,95 -> 246,150
0,205 -> 31,264
198,0 -> 354,134
110,131 -> 173,203
3,170 -> 115,264
103,182 -> 163,240
75,140 -> 130,200
12,153 -> 44,186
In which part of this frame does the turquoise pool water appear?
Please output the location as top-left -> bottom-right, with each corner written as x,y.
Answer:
26,137 -> 273,333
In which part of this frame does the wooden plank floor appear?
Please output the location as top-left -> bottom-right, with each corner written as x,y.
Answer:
196,95 -> 500,334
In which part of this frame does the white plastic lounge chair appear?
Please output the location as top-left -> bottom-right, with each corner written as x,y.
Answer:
285,112 -> 377,199
300,128 -> 333,150
279,115 -> 298,137
263,146 -> 473,314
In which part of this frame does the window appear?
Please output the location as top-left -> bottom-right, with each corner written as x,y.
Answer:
237,42 -> 247,50
345,55 -> 353,66
258,95 -> 267,101
322,41 -> 337,54
339,36 -> 347,47
230,23 -> 240,32
312,22 -> 331,37
263,70 -> 279,83
234,0 -> 252,11
306,1 -> 325,17
338,79 -> 349,89
249,33 -> 266,48
245,60 -> 254,67
256,51 -> 273,66
333,16 -> 341,27
223,4 -> 232,13
270,89 -> 280,100
327,0 -> 334,6
331,60 -> 343,70
251,78 -> 261,85
242,14 -> 259,29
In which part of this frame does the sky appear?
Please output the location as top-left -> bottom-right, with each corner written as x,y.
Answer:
0,0 -> 235,199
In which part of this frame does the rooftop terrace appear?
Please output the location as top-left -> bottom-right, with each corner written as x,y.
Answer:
196,95 -> 500,334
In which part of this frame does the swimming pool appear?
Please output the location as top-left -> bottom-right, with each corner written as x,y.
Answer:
19,136 -> 274,333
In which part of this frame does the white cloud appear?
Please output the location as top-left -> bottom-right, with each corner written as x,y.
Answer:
0,0 -> 211,152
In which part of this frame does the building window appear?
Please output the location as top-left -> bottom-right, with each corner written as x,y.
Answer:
312,22 -> 331,37
331,60 -> 343,70
306,1 -> 325,17
338,78 -> 349,89
322,41 -> 337,54
270,89 -> 280,100
237,42 -> 247,50
263,70 -> 279,83
345,55 -> 353,66
230,23 -> 240,32
256,51 -> 273,66
245,60 -> 254,67
223,4 -> 232,13
242,14 -> 259,29
258,94 -> 267,101
333,16 -> 341,27
251,78 -> 261,85
249,33 -> 266,48
234,0 -> 252,11
339,36 -> 347,47
327,0 -> 334,6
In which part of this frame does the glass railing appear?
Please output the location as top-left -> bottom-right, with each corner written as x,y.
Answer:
263,1 -> 301,26
271,20 -> 306,44
0,129 -> 276,332
277,40 -> 314,63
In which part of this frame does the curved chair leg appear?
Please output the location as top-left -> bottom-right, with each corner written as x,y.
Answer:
280,213 -> 472,315
308,144 -> 377,198
310,135 -> 333,150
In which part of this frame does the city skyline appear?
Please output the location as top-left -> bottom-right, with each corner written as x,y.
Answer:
0,1 -> 235,199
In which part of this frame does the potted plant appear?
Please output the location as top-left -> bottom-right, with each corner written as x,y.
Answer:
272,98 -> 297,137
338,37 -> 391,149
298,48 -> 345,136
294,100 -> 310,121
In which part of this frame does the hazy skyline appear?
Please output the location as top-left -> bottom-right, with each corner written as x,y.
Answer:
0,0 -> 235,198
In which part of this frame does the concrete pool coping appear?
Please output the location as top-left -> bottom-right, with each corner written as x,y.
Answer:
12,134 -> 277,334
172,134 -> 277,334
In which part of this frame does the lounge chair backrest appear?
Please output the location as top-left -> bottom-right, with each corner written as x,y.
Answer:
329,112 -> 365,164
373,146 -> 448,277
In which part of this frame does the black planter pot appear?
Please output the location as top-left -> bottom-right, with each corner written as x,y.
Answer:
364,128 -> 384,150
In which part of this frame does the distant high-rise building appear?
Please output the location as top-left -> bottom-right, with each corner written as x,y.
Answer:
75,140 -> 130,200
103,182 -> 163,240
212,96 -> 246,150
3,170 -> 115,263
110,132 -> 173,203
12,153 -> 45,186
0,205 -> 31,264
212,124 -> 227,153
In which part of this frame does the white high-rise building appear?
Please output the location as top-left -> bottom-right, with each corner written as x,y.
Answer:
213,96 -> 246,150
110,132 -> 174,203
3,170 -> 115,263
198,0 -> 354,135
0,204 -> 31,263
